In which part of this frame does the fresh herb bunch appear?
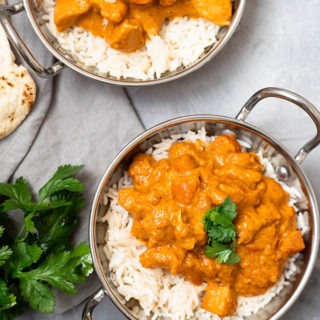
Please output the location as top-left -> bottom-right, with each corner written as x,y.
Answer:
202,196 -> 241,265
0,165 -> 93,320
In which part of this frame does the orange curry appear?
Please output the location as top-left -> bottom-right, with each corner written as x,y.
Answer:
54,0 -> 232,52
118,135 -> 305,317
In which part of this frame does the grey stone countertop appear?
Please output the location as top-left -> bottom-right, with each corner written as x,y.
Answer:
11,0 -> 320,319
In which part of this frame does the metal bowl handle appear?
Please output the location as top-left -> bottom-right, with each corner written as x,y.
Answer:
82,288 -> 106,320
236,87 -> 320,164
0,2 -> 64,77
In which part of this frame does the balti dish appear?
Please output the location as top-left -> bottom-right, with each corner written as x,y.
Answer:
117,134 -> 305,317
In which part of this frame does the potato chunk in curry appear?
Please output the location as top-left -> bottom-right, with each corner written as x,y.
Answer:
118,135 -> 305,317
54,0 -> 232,52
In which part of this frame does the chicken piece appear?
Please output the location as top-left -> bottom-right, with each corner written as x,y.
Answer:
236,204 -> 280,245
160,0 -> 177,6
131,219 -> 149,240
105,19 -> 146,52
128,153 -> 154,189
235,240 -> 282,295
169,141 -> 204,165
207,135 -> 240,155
140,245 -> 185,274
181,251 -> 220,284
223,152 -> 263,171
201,284 -> 236,317
192,0 -> 232,26
261,177 -> 289,206
215,165 -> 262,189
91,0 -> 128,23
171,154 -> 198,172
129,0 -> 154,4
277,230 -> 305,259
54,0 -> 91,32
187,193 -> 211,244
77,11 -> 107,37
171,174 -> 199,205
141,200 -> 195,249
118,187 -> 154,219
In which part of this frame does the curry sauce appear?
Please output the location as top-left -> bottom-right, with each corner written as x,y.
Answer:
118,135 -> 305,317
54,0 -> 232,52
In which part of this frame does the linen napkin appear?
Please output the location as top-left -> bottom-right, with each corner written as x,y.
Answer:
0,3 -> 54,181
12,66 -> 144,313
1,0 -> 145,315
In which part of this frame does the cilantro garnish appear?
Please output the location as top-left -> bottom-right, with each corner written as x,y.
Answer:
203,197 -> 241,265
0,165 -> 93,319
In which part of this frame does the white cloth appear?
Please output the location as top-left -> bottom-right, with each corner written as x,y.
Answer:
0,6 -> 144,316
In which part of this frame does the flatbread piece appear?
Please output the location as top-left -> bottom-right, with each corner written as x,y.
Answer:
0,23 -> 36,139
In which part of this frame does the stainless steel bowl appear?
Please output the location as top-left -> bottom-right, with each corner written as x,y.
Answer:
0,0 -> 245,85
83,88 -> 320,320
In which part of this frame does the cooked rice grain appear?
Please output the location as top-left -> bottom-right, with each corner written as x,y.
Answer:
41,0 -> 220,80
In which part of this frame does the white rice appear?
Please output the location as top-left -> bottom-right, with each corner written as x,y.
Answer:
102,127 -> 309,320
41,0 -> 220,80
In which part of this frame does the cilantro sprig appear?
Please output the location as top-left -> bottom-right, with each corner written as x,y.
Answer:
0,165 -> 93,319
203,197 -> 241,265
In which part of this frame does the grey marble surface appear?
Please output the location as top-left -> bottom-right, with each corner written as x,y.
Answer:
8,0 -> 320,319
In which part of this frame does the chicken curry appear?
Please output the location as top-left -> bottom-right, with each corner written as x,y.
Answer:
54,0 -> 232,52
118,135 -> 305,317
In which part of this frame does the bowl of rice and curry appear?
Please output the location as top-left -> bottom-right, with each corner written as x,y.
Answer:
84,87 -> 320,320
0,0 -> 245,84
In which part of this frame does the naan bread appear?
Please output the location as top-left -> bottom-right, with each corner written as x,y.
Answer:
0,24 -> 36,139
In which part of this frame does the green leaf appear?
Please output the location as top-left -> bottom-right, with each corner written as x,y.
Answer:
38,178 -> 84,203
24,214 -> 36,234
0,283 -> 25,318
20,278 -> 55,313
18,243 -> 92,296
225,251 -> 241,265
204,242 -> 230,258
0,178 -> 31,209
38,165 -> 84,202
9,242 -> 42,273
51,165 -> 85,181
204,242 -> 240,265
0,200 -> 19,213
0,310 -> 14,320
0,281 -> 16,310
0,246 -> 12,266
220,196 -> 237,220
68,242 -> 93,278
22,199 -> 72,213
0,164 -> 92,317
34,193 -> 84,251
203,197 -> 241,265
207,224 -> 236,243
51,191 -> 85,212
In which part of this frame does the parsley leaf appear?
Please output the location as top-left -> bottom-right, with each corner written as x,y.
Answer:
0,227 -> 12,267
38,165 -> 84,202
17,242 -> 92,297
7,242 -> 42,274
34,192 -> 85,252
0,164 -> 92,318
203,197 -> 241,265
0,178 -> 32,213
19,278 -> 55,313
0,246 -> 12,267
0,281 -> 16,310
